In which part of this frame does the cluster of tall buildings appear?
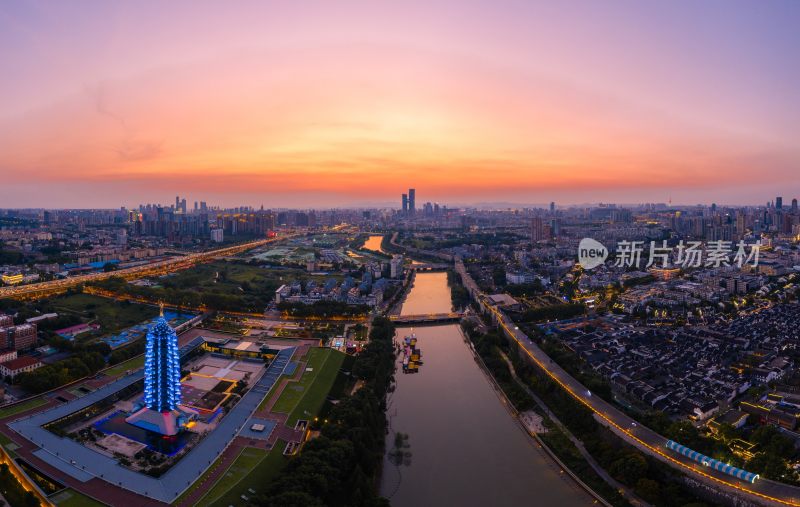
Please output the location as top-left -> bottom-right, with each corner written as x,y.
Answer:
399,188 -> 446,218
128,198 -> 280,243
530,202 -> 560,241
401,188 -> 416,215
671,196 -> 800,241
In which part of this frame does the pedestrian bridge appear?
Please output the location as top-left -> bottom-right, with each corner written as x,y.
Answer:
390,312 -> 463,325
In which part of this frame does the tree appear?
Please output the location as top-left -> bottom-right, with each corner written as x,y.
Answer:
634,478 -> 661,504
609,452 -> 648,483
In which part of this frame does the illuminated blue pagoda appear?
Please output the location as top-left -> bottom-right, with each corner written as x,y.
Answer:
143,313 -> 182,411
126,305 -> 196,435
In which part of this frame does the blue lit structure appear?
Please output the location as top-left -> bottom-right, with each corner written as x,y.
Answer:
143,315 -> 182,411
665,440 -> 759,483
126,307 -> 196,436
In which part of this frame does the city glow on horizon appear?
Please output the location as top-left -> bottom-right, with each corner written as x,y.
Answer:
1,1 -> 798,208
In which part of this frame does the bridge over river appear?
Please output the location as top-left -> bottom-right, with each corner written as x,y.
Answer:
389,312 -> 463,325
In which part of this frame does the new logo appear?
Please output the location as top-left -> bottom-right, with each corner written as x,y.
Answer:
578,238 -> 608,270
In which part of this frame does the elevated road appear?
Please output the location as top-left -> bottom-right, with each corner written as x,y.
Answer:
0,234 -> 296,301
455,258 -> 800,507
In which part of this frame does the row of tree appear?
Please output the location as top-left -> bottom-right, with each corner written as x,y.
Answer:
462,324 -> 535,411
277,300 -> 370,318
253,316 -> 396,507
447,269 -> 471,310
16,350 -> 105,393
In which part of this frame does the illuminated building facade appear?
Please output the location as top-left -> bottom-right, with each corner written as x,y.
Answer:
143,316 -> 182,412
126,309 -> 195,435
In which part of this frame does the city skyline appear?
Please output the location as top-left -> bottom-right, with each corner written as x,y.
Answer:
3,3 -> 800,507
2,1 -> 799,208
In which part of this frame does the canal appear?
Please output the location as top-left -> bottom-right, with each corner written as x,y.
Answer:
381,271 -> 592,506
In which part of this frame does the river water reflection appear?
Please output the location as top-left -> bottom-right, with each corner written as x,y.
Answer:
363,235 -> 385,254
381,272 -> 591,506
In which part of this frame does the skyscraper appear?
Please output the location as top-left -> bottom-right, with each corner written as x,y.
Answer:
792,198 -> 798,212
549,202 -> 555,214
402,193 -> 408,214
776,196 -> 783,210
408,188 -> 416,215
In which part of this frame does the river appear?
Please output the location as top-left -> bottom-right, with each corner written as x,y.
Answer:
363,235 -> 386,254
381,271 -> 591,506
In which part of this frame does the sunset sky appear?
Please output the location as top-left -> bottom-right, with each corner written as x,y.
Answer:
1,1 -> 798,208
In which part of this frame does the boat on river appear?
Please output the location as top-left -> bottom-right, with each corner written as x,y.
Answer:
402,332 -> 422,373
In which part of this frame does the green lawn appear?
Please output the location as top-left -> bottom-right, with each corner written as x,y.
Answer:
46,293 -> 157,334
102,355 -> 145,377
51,488 -> 108,507
271,347 -> 345,426
0,397 -> 48,419
206,442 -> 289,507
257,373 -> 292,411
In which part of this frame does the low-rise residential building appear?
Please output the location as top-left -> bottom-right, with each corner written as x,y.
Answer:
0,356 -> 42,378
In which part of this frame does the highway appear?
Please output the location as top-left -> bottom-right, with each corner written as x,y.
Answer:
0,234 -> 295,301
455,258 -> 800,507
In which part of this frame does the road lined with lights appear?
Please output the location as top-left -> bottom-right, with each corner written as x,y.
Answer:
455,259 -> 800,507
0,234 -> 297,301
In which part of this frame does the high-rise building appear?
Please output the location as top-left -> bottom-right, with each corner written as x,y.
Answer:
115,229 -> 128,246
776,196 -> 783,210
550,218 -> 561,237
793,198 -> 798,212
530,217 -> 544,242
126,310 -> 196,435
549,202 -> 555,214
390,255 -> 404,278
402,194 -> 408,214
408,188 -> 416,215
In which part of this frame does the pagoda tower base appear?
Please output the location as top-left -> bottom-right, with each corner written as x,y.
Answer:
125,405 -> 199,436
